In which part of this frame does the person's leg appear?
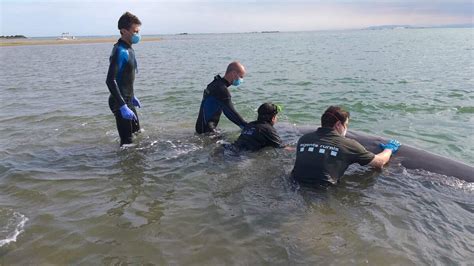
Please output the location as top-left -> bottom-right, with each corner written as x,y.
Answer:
131,107 -> 140,134
114,112 -> 133,146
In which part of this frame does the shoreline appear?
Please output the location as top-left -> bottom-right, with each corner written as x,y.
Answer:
0,37 -> 162,47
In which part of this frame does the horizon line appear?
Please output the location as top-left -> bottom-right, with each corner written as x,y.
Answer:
3,23 -> 473,38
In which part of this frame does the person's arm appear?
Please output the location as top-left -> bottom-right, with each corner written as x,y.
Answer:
284,146 -> 296,152
105,47 -> 128,107
368,149 -> 393,169
264,127 -> 285,148
220,98 -> 247,129
262,127 -> 296,151
368,139 -> 401,169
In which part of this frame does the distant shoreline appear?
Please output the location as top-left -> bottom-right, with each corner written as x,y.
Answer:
0,37 -> 162,47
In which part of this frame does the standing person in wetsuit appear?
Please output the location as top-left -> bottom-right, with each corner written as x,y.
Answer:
195,62 -> 248,134
292,106 -> 401,186
233,103 -> 287,151
106,12 -> 142,146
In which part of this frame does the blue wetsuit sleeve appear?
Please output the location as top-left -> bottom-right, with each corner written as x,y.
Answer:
220,98 -> 247,129
106,47 -> 129,107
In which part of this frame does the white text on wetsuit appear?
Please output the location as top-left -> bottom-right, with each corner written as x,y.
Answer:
299,143 -> 339,156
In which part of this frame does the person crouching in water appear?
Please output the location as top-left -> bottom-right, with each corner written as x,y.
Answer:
291,105 -> 401,187
232,103 -> 290,151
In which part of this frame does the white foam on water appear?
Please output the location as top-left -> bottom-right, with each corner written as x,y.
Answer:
105,130 -> 116,136
0,210 -> 28,247
120,143 -> 137,149
216,140 -> 231,145
164,139 -> 201,159
407,169 -> 474,192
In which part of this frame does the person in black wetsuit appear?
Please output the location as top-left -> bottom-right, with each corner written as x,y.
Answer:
106,12 -> 142,146
233,103 -> 286,151
291,106 -> 401,187
195,62 -> 248,134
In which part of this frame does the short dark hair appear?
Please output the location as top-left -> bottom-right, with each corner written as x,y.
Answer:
118,12 -> 141,30
257,103 -> 279,122
321,106 -> 350,128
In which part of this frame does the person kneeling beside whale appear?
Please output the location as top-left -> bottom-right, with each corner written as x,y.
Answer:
231,103 -> 292,151
291,106 -> 401,186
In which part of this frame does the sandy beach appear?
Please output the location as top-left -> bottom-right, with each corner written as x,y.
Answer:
0,36 -> 162,47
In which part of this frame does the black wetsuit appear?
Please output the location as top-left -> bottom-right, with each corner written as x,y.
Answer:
195,75 -> 247,134
233,120 -> 284,151
106,39 -> 140,145
292,127 -> 375,186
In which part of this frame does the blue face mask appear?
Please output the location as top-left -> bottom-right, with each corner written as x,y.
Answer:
232,78 -> 243,87
131,33 -> 141,44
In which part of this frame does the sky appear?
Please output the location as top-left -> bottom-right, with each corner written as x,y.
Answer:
1,0 -> 473,37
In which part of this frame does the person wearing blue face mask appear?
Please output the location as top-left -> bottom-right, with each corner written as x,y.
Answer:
106,12 -> 143,146
195,61 -> 248,134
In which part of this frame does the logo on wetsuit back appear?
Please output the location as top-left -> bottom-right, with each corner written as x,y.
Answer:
299,143 -> 339,157
242,127 -> 256,136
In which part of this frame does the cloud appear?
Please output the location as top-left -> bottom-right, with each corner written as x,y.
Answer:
1,0 -> 472,36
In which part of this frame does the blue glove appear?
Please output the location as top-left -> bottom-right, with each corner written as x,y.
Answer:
119,104 -> 137,120
380,139 -> 401,154
132,96 -> 141,108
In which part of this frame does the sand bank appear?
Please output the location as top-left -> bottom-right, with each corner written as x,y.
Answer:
0,37 -> 161,47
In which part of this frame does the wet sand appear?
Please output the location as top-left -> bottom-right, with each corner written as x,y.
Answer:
0,37 -> 162,47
